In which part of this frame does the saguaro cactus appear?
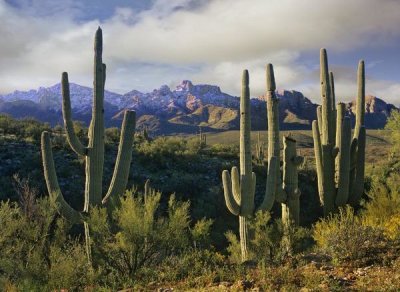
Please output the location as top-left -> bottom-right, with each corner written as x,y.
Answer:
312,49 -> 365,215
222,70 -> 277,262
266,64 -> 303,226
199,126 -> 207,146
41,28 -> 136,238
281,136 -> 303,226
255,131 -> 265,164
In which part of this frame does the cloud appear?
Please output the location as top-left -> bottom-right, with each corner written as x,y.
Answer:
0,0 -> 399,106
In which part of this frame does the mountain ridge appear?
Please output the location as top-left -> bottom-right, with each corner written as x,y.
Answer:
0,81 -> 397,134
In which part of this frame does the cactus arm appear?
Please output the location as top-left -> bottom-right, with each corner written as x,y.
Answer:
349,126 -> 366,206
317,105 -> 323,138
257,156 -> 278,212
354,60 -> 365,138
231,166 -> 241,204
250,171 -> 256,205
320,49 -> 334,145
222,170 -> 241,216
330,71 -> 337,144
335,117 -> 351,206
102,110 -> 136,206
61,72 -> 86,156
41,131 -> 82,224
312,120 -> 324,204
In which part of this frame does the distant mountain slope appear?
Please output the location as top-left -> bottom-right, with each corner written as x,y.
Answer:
0,80 -> 397,134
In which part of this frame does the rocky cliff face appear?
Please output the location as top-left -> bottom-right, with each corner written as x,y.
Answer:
0,81 -> 397,134
347,95 -> 397,129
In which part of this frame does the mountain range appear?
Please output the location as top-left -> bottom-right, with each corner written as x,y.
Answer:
0,80 -> 397,134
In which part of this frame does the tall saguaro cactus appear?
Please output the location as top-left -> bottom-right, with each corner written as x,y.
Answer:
266,64 -> 303,226
312,49 -> 365,215
41,28 -> 136,226
222,70 -> 277,262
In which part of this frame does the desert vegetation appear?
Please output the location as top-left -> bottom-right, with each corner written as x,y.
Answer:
0,28 -> 400,291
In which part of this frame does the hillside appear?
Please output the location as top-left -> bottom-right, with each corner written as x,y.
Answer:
0,80 -> 397,134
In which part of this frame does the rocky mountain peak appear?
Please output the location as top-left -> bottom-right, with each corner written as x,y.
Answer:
176,80 -> 193,91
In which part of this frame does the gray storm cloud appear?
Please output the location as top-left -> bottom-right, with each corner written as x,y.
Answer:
0,0 -> 399,104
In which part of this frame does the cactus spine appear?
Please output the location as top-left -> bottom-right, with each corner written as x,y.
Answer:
312,49 -> 365,215
222,70 -> 277,262
41,28 -> 136,224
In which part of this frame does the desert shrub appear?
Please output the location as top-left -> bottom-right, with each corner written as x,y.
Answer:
88,187 -> 212,288
105,127 -> 120,144
186,137 -> 204,154
150,248 -> 228,287
138,137 -> 187,158
209,143 -> 239,158
385,109 -> 400,154
225,211 -> 312,265
0,194 -> 93,291
313,206 -> 387,266
361,161 -> 400,241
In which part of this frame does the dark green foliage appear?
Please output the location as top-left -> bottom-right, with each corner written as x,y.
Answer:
0,193 -> 93,290
0,114 -> 50,142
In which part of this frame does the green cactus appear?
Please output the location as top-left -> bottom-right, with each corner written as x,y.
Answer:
222,70 -> 277,262
281,136 -> 303,226
41,27 -> 136,260
266,64 -> 303,226
312,49 -> 366,215
199,126 -> 207,146
255,131 -> 265,164
222,65 -> 303,261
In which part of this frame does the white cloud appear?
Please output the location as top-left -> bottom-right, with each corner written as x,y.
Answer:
0,0 -> 399,106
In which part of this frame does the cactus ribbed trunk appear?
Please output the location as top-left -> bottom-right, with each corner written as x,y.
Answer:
266,64 -> 286,203
335,103 -> 345,185
239,216 -> 249,262
335,115 -> 351,207
349,60 -> 366,206
85,29 -> 105,210
239,70 -> 254,216
281,136 -> 302,225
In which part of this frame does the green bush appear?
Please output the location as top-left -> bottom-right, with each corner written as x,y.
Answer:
225,211 -> 312,265
313,206 -> 387,266
0,196 -> 93,291
88,187 -> 213,288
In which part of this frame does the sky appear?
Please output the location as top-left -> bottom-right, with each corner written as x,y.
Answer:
0,0 -> 399,105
